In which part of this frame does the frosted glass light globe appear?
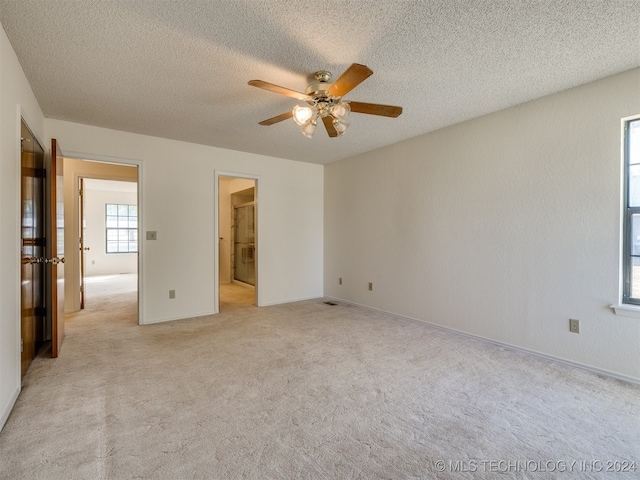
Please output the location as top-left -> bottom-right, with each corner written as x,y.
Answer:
293,105 -> 314,126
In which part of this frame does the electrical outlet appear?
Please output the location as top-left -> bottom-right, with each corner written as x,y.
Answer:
569,318 -> 580,334
339,277 -> 342,285
169,290 -> 176,299
368,282 -> 373,291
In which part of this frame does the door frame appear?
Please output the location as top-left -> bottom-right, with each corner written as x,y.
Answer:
63,151 -> 144,324
214,170 -> 260,313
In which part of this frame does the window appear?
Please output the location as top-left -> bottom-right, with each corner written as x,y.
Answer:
623,118 -> 640,303
106,204 -> 138,253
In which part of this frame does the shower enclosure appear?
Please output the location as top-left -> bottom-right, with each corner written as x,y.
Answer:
233,202 -> 255,286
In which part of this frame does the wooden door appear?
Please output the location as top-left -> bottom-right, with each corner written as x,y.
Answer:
20,121 -> 46,377
50,139 -> 65,358
79,178 -> 86,309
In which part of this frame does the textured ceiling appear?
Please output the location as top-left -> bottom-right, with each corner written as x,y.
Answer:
1,1 -> 639,165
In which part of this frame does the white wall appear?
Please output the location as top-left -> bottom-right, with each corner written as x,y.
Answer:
84,185 -> 138,276
230,179 -> 255,194
325,68 -> 640,382
0,24 -> 46,430
46,119 -> 324,323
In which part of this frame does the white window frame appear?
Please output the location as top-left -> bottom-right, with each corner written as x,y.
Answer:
106,203 -> 138,254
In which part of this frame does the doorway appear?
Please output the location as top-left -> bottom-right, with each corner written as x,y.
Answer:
217,175 -> 258,310
79,178 -> 138,319
62,158 -> 140,323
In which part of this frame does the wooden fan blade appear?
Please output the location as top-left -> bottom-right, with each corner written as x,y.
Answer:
327,64 -> 373,98
322,116 -> 338,137
258,111 -> 293,126
248,80 -> 311,101
349,101 -> 403,118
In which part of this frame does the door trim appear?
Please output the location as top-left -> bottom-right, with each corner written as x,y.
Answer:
62,150 -> 144,325
214,171 -> 260,313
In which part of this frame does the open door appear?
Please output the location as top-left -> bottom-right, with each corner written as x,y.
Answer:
79,178 -> 86,309
20,121 -> 46,377
50,139 -> 65,358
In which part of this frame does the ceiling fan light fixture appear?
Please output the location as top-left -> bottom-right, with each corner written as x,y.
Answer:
300,118 -> 317,138
293,104 -> 314,126
330,101 -> 350,121
332,119 -> 349,136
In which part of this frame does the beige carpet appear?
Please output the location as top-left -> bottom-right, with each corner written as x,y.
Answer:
1,275 -> 639,479
220,282 -> 255,309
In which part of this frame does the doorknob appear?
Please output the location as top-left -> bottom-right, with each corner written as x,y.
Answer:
84,247 -> 90,251
23,257 -> 44,265
45,257 -> 65,265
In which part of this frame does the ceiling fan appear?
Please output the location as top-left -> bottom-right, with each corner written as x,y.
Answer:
248,64 -> 403,138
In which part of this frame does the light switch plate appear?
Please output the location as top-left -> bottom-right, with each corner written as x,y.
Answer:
569,318 -> 580,334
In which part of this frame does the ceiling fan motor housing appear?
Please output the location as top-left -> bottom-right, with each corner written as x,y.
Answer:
305,70 -> 339,116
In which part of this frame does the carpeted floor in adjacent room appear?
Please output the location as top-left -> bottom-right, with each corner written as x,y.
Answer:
1,274 -> 639,479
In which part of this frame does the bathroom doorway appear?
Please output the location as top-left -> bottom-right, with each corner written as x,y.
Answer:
217,175 -> 257,310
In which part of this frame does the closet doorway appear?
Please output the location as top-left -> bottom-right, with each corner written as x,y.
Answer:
217,175 -> 258,310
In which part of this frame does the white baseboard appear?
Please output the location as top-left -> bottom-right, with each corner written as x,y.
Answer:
260,295 -> 324,307
0,385 -> 20,433
141,310 -> 216,325
143,296 -> 325,323
324,296 -> 640,386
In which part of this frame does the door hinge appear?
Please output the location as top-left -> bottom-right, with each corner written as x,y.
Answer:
80,285 -> 84,293
20,338 -> 23,353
